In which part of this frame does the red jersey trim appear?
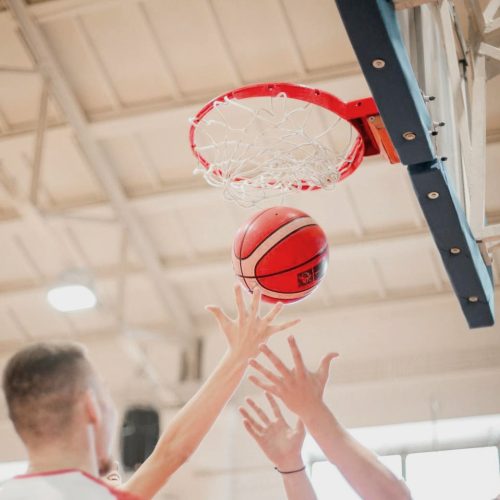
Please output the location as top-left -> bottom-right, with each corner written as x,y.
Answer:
14,468 -> 142,500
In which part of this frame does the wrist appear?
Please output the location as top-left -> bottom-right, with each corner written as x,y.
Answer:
223,349 -> 251,370
298,400 -> 330,424
300,402 -> 345,444
274,454 -> 304,472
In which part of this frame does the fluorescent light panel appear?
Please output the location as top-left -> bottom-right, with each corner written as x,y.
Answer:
47,284 -> 97,312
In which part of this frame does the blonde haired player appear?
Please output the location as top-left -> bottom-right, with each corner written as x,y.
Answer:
0,286 -> 299,500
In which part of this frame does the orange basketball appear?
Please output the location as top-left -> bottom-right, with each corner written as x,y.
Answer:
232,207 -> 329,303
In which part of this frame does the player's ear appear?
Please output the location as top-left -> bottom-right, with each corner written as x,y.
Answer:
83,388 -> 102,425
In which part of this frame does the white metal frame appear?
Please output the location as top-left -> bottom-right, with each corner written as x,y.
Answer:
435,1 -> 500,246
398,0 -> 500,256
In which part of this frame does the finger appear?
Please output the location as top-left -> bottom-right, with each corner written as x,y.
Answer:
270,318 -> 301,335
259,344 -> 290,377
250,286 -> 261,318
234,283 -> 247,321
295,419 -> 305,437
238,407 -> 264,433
265,392 -> 284,421
105,461 -> 121,484
288,335 -> 306,376
249,358 -> 282,385
243,419 -> 262,442
205,306 -> 231,330
108,460 -> 120,473
317,352 -> 339,384
246,397 -> 271,425
248,375 -> 279,396
263,302 -> 283,323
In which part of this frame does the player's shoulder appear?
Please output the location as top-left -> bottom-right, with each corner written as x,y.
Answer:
0,470 -> 141,500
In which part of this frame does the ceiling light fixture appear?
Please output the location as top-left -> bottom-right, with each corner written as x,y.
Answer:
47,270 -> 97,312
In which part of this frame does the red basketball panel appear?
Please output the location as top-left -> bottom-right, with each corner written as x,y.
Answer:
255,225 -> 328,277
256,251 -> 328,295
233,208 -> 272,260
234,207 -> 310,259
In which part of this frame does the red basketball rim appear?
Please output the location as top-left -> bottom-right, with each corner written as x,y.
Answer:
189,82 -> 382,187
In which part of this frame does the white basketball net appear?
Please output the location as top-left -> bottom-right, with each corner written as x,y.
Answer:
190,92 -> 359,206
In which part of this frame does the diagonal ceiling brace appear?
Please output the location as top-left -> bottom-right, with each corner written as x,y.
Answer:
5,0 -> 195,345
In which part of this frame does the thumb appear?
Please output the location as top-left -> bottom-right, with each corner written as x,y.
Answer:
317,352 -> 339,384
105,461 -> 121,485
295,419 -> 305,436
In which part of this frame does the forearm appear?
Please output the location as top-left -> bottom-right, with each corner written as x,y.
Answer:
124,350 -> 247,498
281,470 -> 317,500
155,350 -> 247,459
302,403 -> 411,500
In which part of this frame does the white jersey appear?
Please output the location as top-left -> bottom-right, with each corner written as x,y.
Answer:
0,469 -> 140,500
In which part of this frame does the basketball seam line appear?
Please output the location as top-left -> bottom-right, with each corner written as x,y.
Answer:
237,207 -> 276,291
238,215 -> 312,261
236,245 -> 329,279
252,223 -> 323,281
255,279 -> 321,295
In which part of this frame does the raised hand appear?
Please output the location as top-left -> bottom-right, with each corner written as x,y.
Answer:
122,286 -> 299,499
249,337 -> 411,500
249,335 -> 338,419
239,393 -> 305,472
206,285 -> 300,360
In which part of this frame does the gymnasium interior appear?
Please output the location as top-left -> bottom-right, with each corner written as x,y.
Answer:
0,0 -> 499,498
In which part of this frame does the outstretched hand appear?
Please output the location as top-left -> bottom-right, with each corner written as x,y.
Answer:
240,393 -> 305,471
249,335 -> 338,419
206,285 -> 300,361
248,338 -> 412,500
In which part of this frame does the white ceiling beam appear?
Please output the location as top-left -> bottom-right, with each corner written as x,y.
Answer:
1,67 -> 498,154
483,0 -> 500,25
137,2 -> 183,101
6,0 -> 195,340
12,0 -> 142,24
0,226 -> 441,296
72,16 -> 123,110
2,285 -> 499,353
276,0 -> 308,77
1,167 -> 500,227
205,0 -> 244,87
0,65 -> 362,146
30,78 -> 49,206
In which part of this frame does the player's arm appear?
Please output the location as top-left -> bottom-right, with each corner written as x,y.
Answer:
122,286 -> 300,500
239,393 -> 317,500
249,336 -> 411,500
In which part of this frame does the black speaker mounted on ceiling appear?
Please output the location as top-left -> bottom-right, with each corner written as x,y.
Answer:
120,406 -> 160,472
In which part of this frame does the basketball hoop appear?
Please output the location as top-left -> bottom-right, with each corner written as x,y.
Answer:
189,82 -> 398,206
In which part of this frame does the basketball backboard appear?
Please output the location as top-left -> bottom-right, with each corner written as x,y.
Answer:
335,0 -> 500,328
